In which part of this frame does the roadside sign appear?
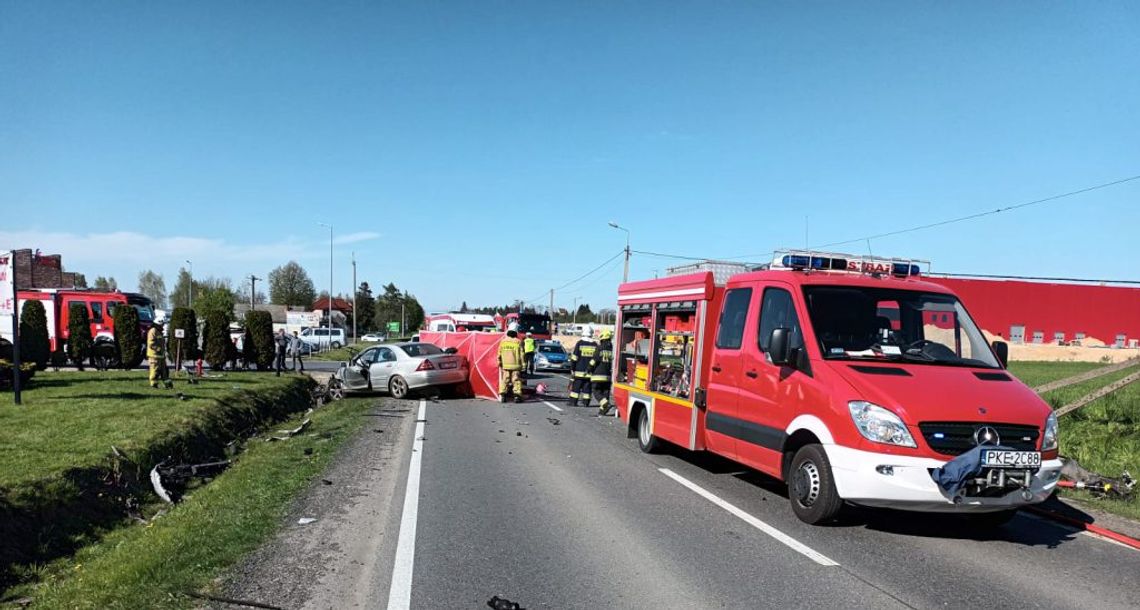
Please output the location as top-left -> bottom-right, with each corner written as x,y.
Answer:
174,329 -> 186,339
0,252 -> 13,318
387,321 -> 401,333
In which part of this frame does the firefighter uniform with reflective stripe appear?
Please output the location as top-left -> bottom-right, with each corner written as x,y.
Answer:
523,335 -> 537,374
498,332 -> 524,402
589,332 -> 614,415
146,324 -> 168,388
568,338 -> 597,406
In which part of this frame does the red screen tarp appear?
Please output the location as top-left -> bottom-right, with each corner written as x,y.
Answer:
418,331 -> 503,400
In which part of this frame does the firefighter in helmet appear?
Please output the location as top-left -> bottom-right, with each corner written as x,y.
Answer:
498,329 -> 525,403
589,329 -> 615,416
568,333 -> 598,407
146,320 -> 170,389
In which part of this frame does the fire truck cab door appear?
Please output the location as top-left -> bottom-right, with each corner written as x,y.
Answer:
704,286 -> 755,460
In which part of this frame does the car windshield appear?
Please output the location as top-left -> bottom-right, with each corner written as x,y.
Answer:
131,304 -> 155,322
538,344 -> 564,354
400,343 -> 443,357
803,286 -> 999,369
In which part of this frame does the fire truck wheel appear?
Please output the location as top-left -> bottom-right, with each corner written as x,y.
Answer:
788,444 -> 843,524
636,407 -> 660,453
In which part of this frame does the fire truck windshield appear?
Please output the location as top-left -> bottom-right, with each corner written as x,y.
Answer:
515,314 -> 550,335
803,286 -> 999,369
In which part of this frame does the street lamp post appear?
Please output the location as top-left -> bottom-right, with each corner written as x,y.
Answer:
608,222 -> 631,283
318,223 -> 333,350
185,259 -> 194,310
351,251 -> 357,342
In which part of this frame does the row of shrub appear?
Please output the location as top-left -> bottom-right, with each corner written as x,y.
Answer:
13,303 -> 281,372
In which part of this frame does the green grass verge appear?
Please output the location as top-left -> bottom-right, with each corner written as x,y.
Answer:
9,396 -> 375,608
0,371 -> 314,590
308,345 -> 362,361
1007,361 -> 1140,522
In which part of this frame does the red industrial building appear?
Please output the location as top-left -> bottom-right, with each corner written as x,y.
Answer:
926,276 -> 1140,347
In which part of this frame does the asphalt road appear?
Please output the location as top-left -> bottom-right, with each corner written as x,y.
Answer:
383,379 -> 1139,610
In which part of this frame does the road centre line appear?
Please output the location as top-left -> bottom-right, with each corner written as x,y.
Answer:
658,468 -> 839,567
386,400 -> 427,610
542,401 -> 564,412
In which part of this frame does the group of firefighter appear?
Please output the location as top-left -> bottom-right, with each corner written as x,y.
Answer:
497,327 -> 614,416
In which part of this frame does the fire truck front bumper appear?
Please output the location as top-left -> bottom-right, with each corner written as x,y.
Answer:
825,445 -> 1063,513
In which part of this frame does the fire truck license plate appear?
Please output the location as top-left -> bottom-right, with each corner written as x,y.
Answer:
982,450 -> 1041,469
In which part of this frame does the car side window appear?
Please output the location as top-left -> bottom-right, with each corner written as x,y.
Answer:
359,348 -> 377,364
378,347 -> 395,362
758,288 -> 804,352
715,288 -> 752,349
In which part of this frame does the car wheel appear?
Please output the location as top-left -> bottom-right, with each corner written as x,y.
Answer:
966,509 -> 1018,529
327,378 -> 345,401
389,375 -> 410,399
636,406 -> 660,453
788,444 -> 844,525
331,341 -> 342,349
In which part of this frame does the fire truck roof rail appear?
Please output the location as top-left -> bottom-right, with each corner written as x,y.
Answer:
771,249 -> 931,278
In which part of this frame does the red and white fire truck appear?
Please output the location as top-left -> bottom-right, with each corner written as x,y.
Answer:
2,289 -> 154,367
424,313 -> 499,333
499,312 -> 553,340
613,251 -> 1061,525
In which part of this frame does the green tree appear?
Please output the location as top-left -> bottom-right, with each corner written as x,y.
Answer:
167,307 -> 199,361
18,300 -> 51,370
112,304 -> 143,369
403,290 -> 425,333
170,268 -> 194,309
244,310 -> 275,370
355,282 -> 376,332
67,303 -> 94,369
202,310 -> 231,370
268,261 -> 317,307
92,276 -> 118,292
137,270 -> 167,309
196,278 -> 236,322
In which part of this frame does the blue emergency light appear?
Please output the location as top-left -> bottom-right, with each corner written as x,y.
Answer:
777,251 -> 923,277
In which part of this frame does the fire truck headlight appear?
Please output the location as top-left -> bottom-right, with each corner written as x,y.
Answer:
1042,412 -> 1059,452
848,401 -> 917,448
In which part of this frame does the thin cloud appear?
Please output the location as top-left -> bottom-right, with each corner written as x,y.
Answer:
333,231 -> 382,245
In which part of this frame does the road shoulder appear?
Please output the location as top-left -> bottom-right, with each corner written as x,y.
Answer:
219,396 -> 418,609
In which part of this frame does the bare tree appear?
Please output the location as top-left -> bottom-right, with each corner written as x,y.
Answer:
137,270 -> 167,308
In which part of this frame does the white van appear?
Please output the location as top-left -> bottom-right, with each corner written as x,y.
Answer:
299,327 -> 346,349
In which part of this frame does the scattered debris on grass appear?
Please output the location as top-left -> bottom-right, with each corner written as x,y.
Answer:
297,517 -> 317,525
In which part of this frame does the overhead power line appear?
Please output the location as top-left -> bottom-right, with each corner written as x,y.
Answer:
552,250 -> 625,292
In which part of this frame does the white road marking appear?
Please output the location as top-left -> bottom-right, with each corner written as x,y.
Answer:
658,468 -> 839,567
386,400 -> 427,610
542,400 -> 564,412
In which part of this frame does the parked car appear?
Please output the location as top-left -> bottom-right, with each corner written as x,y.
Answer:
331,342 -> 467,399
299,327 -> 346,349
360,333 -> 386,342
534,340 -> 570,371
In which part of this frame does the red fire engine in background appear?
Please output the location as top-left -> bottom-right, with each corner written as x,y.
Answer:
3,289 -> 155,367
613,251 -> 1061,526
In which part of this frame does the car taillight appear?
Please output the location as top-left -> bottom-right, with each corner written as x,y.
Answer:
416,360 -> 435,371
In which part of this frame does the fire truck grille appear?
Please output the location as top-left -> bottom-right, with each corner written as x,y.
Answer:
918,422 -> 1040,456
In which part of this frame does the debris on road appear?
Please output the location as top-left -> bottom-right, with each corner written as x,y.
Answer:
297,517 -> 317,525
516,431 -> 522,436
182,591 -> 285,610
487,595 -> 525,610
546,417 -> 561,426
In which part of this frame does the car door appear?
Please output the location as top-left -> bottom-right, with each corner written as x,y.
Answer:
369,347 -> 398,389
704,285 -> 755,460
343,348 -> 377,389
736,284 -> 807,477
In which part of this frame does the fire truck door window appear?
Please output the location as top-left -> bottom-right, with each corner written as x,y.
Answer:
66,301 -> 87,327
618,307 -> 651,385
652,304 -> 696,398
715,288 -> 752,349
90,302 -> 104,324
757,288 -> 803,355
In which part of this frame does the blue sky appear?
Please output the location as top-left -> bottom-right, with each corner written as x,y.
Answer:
2,2 -> 1138,313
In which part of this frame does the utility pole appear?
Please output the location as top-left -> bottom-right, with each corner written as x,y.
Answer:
608,222 -> 631,283
351,252 -> 357,342
318,223 -> 333,349
7,252 -> 21,405
185,259 -> 194,310
549,288 -> 554,330
248,275 -> 261,310
401,301 -> 406,337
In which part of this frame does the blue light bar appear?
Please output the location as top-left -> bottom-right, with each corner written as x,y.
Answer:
781,255 -> 847,270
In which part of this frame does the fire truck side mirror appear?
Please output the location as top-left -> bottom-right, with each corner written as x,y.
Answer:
768,328 -> 791,366
992,340 -> 1009,368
